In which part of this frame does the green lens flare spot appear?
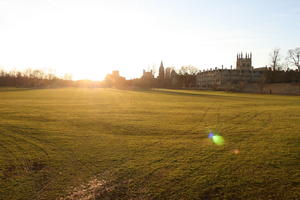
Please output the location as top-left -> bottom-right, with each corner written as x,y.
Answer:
212,135 -> 224,145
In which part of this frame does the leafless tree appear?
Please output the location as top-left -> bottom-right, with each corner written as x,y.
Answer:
178,65 -> 199,75
147,64 -> 157,77
33,69 -> 45,79
177,65 -> 199,88
270,48 -> 281,71
286,47 -> 300,70
281,61 -> 290,71
64,73 -> 73,80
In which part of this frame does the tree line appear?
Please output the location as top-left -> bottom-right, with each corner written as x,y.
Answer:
0,68 -> 102,88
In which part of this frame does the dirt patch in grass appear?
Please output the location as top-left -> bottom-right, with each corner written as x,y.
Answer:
58,174 -> 149,200
28,160 -> 46,172
3,165 -> 17,177
58,178 -> 105,200
3,159 -> 46,178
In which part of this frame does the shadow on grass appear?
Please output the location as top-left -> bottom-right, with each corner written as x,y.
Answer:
0,87 -> 43,93
134,88 -> 266,101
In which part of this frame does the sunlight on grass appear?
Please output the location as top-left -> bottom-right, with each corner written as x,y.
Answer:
0,88 -> 299,199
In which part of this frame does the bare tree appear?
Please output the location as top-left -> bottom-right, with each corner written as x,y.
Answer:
270,48 -> 281,71
148,64 -> 157,77
178,65 -> 199,75
281,61 -> 290,71
64,73 -> 73,80
287,47 -> 300,70
177,65 -> 199,88
33,69 -> 45,79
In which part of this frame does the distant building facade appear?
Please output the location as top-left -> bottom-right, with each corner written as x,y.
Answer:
196,53 -> 268,88
165,67 -> 172,79
105,70 -> 126,87
141,61 -> 178,88
142,69 -> 154,80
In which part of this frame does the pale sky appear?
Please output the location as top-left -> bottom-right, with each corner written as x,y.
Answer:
0,0 -> 299,80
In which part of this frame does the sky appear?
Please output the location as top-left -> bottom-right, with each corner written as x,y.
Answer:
0,0 -> 299,80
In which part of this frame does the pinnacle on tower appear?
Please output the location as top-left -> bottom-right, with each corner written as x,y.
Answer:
160,61 -> 164,68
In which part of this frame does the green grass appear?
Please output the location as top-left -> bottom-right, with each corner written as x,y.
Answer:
0,88 -> 299,200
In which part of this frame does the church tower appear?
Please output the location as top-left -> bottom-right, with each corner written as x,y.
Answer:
159,61 -> 165,80
236,52 -> 252,70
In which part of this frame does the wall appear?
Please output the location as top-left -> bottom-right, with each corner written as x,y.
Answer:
262,83 -> 300,95
226,83 -> 300,95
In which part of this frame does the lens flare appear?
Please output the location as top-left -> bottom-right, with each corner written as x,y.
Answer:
233,149 -> 240,154
212,135 -> 225,145
208,132 -> 214,139
208,131 -> 225,145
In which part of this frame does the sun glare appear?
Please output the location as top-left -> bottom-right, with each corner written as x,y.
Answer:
0,1 -> 298,81
0,0 -> 275,81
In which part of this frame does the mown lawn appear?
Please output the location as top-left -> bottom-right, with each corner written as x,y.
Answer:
0,88 -> 299,200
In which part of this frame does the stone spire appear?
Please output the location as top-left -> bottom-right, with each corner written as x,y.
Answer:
159,61 -> 165,80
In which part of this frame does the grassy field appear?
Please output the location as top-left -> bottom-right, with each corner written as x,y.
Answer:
0,88 -> 299,200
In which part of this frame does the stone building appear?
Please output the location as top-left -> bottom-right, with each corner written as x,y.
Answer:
196,53 -> 267,88
105,70 -> 126,87
158,61 -> 165,80
142,69 -> 154,80
141,61 -> 179,87
165,67 -> 172,79
170,69 -> 178,86
236,52 -> 252,70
